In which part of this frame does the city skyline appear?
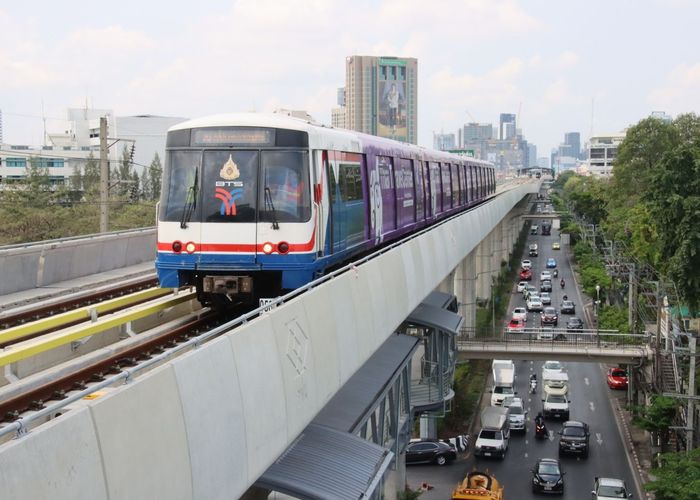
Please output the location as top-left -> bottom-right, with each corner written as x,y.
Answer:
1,0 -> 698,156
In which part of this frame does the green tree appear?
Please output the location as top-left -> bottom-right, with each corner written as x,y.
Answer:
115,145 -> 134,198
644,447 -> 700,500
82,152 -> 100,195
632,395 -> 678,453
148,152 -> 163,201
140,168 -> 151,200
70,163 -> 83,192
647,140 -> 700,314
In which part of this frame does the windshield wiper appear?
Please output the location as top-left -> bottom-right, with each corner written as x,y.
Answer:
180,169 -> 198,229
264,186 -> 280,230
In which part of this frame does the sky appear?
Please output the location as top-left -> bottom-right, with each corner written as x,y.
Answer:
1,0 -> 699,156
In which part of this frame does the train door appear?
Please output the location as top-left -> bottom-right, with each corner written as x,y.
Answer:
326,151 -> 365,254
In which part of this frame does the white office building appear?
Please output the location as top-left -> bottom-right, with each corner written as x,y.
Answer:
587,133 -> 625,177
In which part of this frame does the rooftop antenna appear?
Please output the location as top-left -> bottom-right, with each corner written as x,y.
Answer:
590,97 -> 595,140
41,100 -> 47,146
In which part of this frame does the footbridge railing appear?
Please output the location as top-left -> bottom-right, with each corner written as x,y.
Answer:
456,329 -> 653,363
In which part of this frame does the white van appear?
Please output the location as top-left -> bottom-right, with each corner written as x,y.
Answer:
543,371 -> 569,396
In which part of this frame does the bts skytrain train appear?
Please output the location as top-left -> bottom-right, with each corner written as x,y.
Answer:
155,113 -> 495,306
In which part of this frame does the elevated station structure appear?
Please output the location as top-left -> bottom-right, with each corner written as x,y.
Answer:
0,181 -> 538,499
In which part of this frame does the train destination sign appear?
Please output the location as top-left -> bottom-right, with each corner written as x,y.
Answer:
192,128 -> 275,146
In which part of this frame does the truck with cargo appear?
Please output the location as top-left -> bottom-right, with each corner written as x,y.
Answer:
490,360 -> 515,406
474,407 -> 510,458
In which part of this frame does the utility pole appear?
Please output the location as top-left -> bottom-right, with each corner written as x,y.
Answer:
628,264 -> 637,332
99,116 -> 109,233
687,335 -> 696,451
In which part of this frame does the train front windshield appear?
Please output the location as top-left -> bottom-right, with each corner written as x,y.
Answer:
160,147 -> 310,225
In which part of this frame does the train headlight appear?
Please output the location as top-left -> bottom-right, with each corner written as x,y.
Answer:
172,241 -> 182,253
277,242 -> 289,254
262,242 -> 274,254
185,242 -> 196,254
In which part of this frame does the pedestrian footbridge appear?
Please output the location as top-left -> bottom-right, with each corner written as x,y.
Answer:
457,330 -> 653,363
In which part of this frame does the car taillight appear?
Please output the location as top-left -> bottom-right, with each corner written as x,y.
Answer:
278,241 -> 289,254
172,241 -> 182,253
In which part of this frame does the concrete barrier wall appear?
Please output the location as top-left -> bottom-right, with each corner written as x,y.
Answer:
0,229 -> 156,295
0,183 -> 536,500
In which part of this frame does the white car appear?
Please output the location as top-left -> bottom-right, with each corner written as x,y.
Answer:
540,271 -> 552,281
523,285 -> 537,298
517,281 -> 528,293
540,292 -> 552,305
512,307 -> 528,322
521,259 -> 532,270
542,393 -> 570,419
542,360 -> 564,379
503,397 -> 527,432
526,297 -> 543,312
591,477 -> 632,499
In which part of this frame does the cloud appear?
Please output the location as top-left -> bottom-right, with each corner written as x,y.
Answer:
64,26 -> 155,52
558,51 -> 579,68
648,62 -> 700,112
0,51 -> 57,87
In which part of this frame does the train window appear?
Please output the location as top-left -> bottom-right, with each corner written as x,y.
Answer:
160,150 -> 202,222
451,163 -> 460,205
377,156 -> 396,231
429,162 -> 441,214
396,158 -> 415,225
201,150 -> 258,223
259,151 -> 311,223
414,160 -> 424,220
441,163 -> 452,210
339,162 -> 362,201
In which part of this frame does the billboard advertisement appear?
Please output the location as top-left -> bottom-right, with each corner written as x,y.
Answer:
378,79 -> 407,142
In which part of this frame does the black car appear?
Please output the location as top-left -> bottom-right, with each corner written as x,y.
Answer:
560,300 -> 576,314
558,421 -> 590,458
540,280 -> 553,292
405,440 -> 457,466
531,458 -> 565,494
566,317 -> 584,332
541,307 -> 558,326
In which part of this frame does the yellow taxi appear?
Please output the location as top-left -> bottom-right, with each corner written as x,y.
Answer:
552,241 -> 561,250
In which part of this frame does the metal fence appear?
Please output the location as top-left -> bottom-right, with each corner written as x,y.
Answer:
457,327 -> 651,350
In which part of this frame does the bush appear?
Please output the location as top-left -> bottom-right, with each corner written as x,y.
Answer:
599,305 -> 630,333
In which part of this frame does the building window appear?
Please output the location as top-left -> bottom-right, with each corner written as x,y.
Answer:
6,157 -> 27,168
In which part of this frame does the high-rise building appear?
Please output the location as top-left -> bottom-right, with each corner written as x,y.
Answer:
650,111 -> 672,123
564,132 -> 581,159
536,157 -> 549,170
337,87 -> 346,107
331,107 -> 346,129
345,55 -> 418,144
433,132 -> 455,151
499,113 -> 516,140
528,144 -> 537,167
463,123 -> 493,141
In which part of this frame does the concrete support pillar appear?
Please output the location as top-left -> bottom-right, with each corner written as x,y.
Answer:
455,248 -> 477,336
384,452 -> 404,499
476,236 -> 492,300
419,415 -> 438,439
438,267 -> 456,295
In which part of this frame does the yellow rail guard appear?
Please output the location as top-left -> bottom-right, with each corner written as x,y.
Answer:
0,288 -> 173,346
0,290 -> 196,367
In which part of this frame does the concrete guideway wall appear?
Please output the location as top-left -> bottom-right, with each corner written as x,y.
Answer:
0,183 -> 536,500
0,229 -> 156,295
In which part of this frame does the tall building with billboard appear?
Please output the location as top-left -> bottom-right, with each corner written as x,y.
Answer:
345,55 -> 418,144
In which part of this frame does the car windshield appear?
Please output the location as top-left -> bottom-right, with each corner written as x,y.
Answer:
480,430 -> 501,440
514,308 -> 525,314
563,426 -> 585,437
544,361 -> 562,371
612,369 -> 627,377
597,485 -> 627,497
494,386 -> 514,395
544,307 -> 556,314
538,463 -> 560,475
547,395 -> 567,403
562,301 -> 574,307
509,405 -> 524,415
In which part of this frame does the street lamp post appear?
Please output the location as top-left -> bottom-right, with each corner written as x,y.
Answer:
595,285 -> 601,347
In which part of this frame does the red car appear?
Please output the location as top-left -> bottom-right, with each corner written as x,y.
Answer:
507,317 -> 526,333
607,368 -> 628,389
519,268 -> 533,281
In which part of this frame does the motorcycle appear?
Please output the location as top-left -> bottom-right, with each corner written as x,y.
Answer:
535,418 -> 547,439
529,378 -> 537,394
560,278 -> 565,289
553,269 -> 558,278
